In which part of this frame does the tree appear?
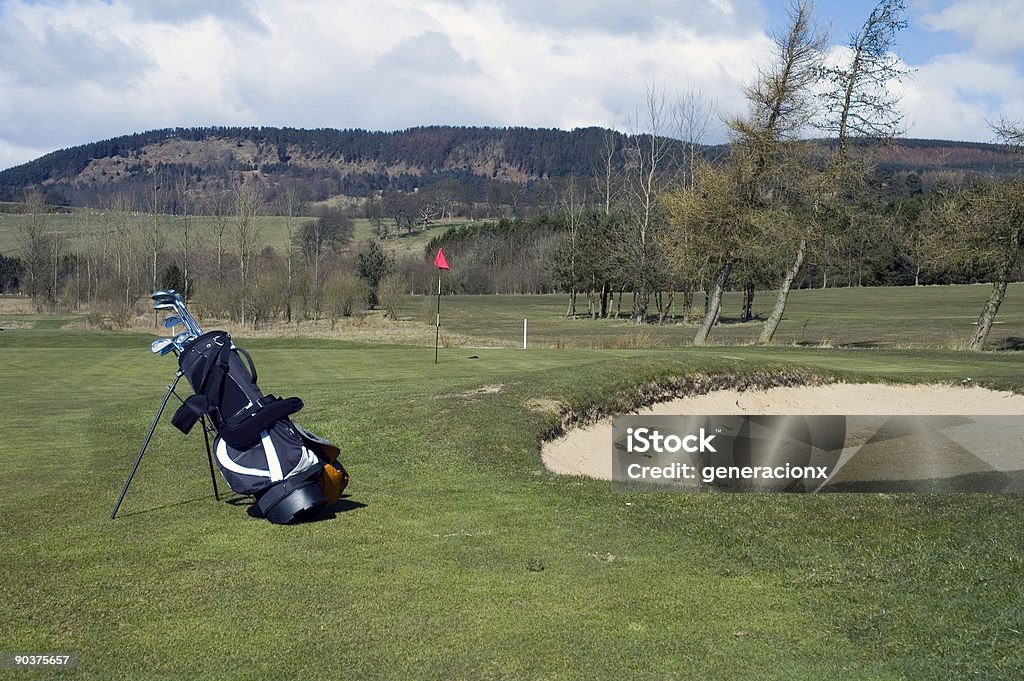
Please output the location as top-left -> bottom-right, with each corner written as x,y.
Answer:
817,0 -> 909,163
174,168 -> 199,301
554,175 -> 588,317
323,272 -> 369,326
277,186 -> 304,322
355,241 -> 392,308
722,0 -> 827,345
662,160 -> 755,345
758,0 -> 909,344
618,85 -> 675,323
0,253 -> 21,293
929,179 -> 1024,350
16,189 -> 51,306
106,192 -> 142,313
233,180 -> 265,325
293,206 -> 352,318
144,182 -> 167,324
377,273 -> 407,320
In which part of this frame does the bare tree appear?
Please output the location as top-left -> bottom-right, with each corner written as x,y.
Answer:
818,0 -> 910,165
233,180 -> 265,326
107,192 -> 142,313
174,169 -> 199,301
994,118 -> 1024,150
594,128 -> 621,216
619,85 -> 675,323
557,175 -> 588,317
144,182 -> 167,325
16,189 -> 50,307
757,0 -> 909,344
712,0 -> 827,345
277,186 -> 304,323
674,85 -> 717,190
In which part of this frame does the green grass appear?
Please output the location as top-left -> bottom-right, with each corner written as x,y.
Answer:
1,304 -> 1023,679
409,283 -> 1024,350
0,208 -> 474,261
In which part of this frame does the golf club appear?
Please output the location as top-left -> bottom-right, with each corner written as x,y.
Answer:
164,315 -> 184,329
151,338 -> 177,356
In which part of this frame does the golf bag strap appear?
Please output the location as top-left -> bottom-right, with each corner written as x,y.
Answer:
235,346 -> 257,384
217,396 -> 305,449
171,395 -> 212,435
197,340 -> 233,396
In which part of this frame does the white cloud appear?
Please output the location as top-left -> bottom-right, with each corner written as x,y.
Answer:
920,0 -> 1024,54
1,0 -> 1022,172
898,52 -> 1024,140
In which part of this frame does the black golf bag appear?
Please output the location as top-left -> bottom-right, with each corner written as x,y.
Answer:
170,330 -> 348,523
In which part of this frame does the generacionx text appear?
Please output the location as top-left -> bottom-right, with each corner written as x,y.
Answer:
624,427 -> 830,483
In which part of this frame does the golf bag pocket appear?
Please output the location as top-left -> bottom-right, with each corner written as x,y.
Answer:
213,419 -> 323,497
320,459 -> 350,503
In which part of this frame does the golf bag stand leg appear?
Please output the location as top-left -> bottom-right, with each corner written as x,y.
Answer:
112,368 -> 184,518
201,416 -> 220,501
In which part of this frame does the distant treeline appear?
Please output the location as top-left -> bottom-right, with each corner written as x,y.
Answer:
1,126 -> 1019,212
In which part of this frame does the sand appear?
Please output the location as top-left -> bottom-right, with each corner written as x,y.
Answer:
541,383 -> 1024,481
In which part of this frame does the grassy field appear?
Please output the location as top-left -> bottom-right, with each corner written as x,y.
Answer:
1,288 -> 1023,679
0,207 -> 474,257
405,283 -> 1024,351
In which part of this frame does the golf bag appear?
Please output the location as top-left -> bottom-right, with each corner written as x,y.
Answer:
170,330 -> 348,523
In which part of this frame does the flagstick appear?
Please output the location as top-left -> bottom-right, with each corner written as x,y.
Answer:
434,271 -> 441,364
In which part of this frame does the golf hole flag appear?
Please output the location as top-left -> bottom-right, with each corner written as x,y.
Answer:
434,248 -> 450,270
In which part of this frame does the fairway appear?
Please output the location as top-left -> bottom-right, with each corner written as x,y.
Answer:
408,283 -> 1024,351
1,289 -> 1023,679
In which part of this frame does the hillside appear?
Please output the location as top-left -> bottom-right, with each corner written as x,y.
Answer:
0,125 -> 1020,211
0,126 -> 627,209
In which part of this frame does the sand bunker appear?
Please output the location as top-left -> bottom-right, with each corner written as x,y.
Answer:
542,383 -> 1024,481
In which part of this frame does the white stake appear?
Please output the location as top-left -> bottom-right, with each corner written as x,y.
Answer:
523,318 -> 527,349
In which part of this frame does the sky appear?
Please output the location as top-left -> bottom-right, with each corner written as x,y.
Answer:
0,0 -> 1022,171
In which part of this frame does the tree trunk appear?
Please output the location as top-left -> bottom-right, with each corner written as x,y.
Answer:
759,237 -> 806,345
694,262 -> 732,346
969,279 -> 1008,351
659,290 -> 674,324
682,287 -> 694,322
741,282 -> 755,322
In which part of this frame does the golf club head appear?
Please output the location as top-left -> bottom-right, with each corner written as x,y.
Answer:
151,288 -> 178,300
164,315 -> 183,329
153,301 -> 177,311
173,331 -> 194,348
150,338 -> 174,355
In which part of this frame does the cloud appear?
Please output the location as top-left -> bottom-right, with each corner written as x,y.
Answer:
119,0 -> 265,28
898,51 -> 1024,140
1,0 -> 1021,173
0,2 -> 151,88
920,0 -> 1024,55
445,0 -> 766,37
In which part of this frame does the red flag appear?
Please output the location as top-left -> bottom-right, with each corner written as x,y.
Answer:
434,248 -> 450,271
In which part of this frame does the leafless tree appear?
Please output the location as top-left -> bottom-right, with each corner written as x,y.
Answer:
619,84 -> 676,323
233,180 -> 265,326
277,186 -> 304,323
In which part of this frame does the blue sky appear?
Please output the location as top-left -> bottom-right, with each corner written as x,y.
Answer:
0,0 -> 1021,171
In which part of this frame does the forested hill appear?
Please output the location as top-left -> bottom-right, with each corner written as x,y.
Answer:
0,125 -> 1019,210
0,126 -> 629,207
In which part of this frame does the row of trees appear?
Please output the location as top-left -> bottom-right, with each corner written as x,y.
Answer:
5,176 -> 412,328
534,0 -> 1022,349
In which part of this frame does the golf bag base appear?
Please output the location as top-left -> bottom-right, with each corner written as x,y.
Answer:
255,470 -> 326,524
